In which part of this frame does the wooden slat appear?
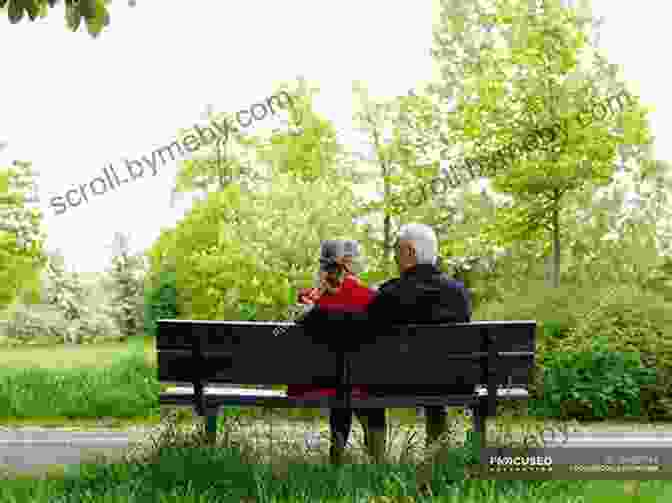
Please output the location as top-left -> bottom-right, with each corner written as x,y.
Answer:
156,320 -> 535,352
155,349 -> 533,385
157,349 -> 234,383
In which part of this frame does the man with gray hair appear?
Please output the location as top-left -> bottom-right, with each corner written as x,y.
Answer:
365,223 -> 472,452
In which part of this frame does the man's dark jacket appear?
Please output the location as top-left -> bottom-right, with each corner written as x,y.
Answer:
299,263 -> 472,395
367,263 -> 471,325
365,262 -> 472,395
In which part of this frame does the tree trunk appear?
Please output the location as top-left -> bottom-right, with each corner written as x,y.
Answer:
552,199 -> 561,288
383,214 -> 392,269
382,158 -> 393,271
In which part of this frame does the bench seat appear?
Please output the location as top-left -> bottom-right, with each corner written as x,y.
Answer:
160,384 -> 530,410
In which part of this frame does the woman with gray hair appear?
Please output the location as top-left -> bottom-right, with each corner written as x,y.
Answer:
288,239 -> 386,465
298,239 -> 366,302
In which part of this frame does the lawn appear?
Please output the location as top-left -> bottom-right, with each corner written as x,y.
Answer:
0,335 -> 671,502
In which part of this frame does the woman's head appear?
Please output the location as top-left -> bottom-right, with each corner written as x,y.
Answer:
317,239 -> 362,293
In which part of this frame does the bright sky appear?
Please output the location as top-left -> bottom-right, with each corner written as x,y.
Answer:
0,0 -> 668,273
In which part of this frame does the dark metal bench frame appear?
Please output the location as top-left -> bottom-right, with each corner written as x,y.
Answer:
157,319 -> 535,450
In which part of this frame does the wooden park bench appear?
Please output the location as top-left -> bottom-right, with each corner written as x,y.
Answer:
157,319 -> 535,451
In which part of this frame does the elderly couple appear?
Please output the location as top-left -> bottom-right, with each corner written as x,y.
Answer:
286,223 -> 472,465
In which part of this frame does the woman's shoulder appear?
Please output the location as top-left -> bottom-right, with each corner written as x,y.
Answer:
345,275 -> 370,288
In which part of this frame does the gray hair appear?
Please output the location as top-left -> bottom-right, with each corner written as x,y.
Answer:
313,239 -> 365,286
397,223 -> 438,265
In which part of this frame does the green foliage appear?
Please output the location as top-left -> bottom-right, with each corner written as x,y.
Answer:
144,269 -> 179,338
0,163 -> 48,312
563,285 -> 672,420
1,255 -> 122,348
476,281 -> 672,420
34,250 -> 120,345
350,81 -> 439,271
0,302 -> 69,347
529,335 -> 657,421
104,232 -> 147,339
148,170 -> 364,323
416,0 -> 655,289
171,105 -> 262,205
238,302 -> 257,321
358,270 -> 391,289
2,0 -> 111,37
254,78 -> 337,184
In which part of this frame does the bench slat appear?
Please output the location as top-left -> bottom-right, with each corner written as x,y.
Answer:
156,320 -> 535,352
156,348 -> 533,386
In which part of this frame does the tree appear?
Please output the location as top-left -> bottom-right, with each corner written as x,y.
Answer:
0,161 -> 48,311
350,81 -> 408,273
104,231 -> 146,339
170,104 -> 263,208
40,247 -> 119,344
149,173 -> 364,323
1,0 -> 111,37
170,79 -> 306,208
417,0 -> 654,288
42,248 -> 87,320
253,77 -> 340,184
143,268 -> 178,338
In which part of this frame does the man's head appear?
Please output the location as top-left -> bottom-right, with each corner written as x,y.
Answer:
395,223 -> 438,274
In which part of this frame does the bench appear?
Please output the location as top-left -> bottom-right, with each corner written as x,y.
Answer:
156,319 -> 535,451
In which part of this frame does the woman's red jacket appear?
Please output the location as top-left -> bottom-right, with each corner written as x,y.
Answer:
286,275 -> 376,399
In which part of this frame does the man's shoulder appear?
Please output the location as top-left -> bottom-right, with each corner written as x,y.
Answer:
439,274 -> 467,291
376,277 -> 400,292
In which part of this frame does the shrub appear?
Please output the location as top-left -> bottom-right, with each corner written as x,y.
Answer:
474,280 -> 586,337
560,284 -> 672,420
75,305 -> 124,345
105,249 -> 147,339
0,299 -> 122,347
0,302 -> 69,347
0,255 -> 122,347
144,270 -> 179,338
529,335 -> 658,421
476,281 -> 672,420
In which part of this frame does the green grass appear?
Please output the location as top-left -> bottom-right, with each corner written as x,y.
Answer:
1,335 -> 671,502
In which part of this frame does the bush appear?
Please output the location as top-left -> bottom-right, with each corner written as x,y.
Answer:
476,281 -> 672,420
474,280 -> 586,337
560,284 -> 672,420
144,270 -> 179,338
105,251 -> 146,339
529,335 -> 658,421
75,305 -> 124,345
0,300 -> 122,347
0,302 -> 69,347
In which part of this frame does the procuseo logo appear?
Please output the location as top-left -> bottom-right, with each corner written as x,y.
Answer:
50,91 -> 300,216
391,89 -> 635,211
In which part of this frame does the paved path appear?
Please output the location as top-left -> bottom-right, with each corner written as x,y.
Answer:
0,427 -> 158,479
3,425 -> 672,479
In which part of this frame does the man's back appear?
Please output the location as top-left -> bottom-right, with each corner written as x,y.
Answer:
365,262 -> 472,395
367,263 -> 471,324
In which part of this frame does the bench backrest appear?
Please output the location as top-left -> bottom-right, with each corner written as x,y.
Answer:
156,320 -> 535,389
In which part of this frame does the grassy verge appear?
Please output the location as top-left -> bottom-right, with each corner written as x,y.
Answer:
1,335 -> 671,501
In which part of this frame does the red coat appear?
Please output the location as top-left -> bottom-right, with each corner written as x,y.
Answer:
287,275 -> 376,399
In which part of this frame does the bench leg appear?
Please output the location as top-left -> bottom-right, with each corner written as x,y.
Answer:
330,431 -> 346,466
205,413 -> 217,445
470,402 -> 487,450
